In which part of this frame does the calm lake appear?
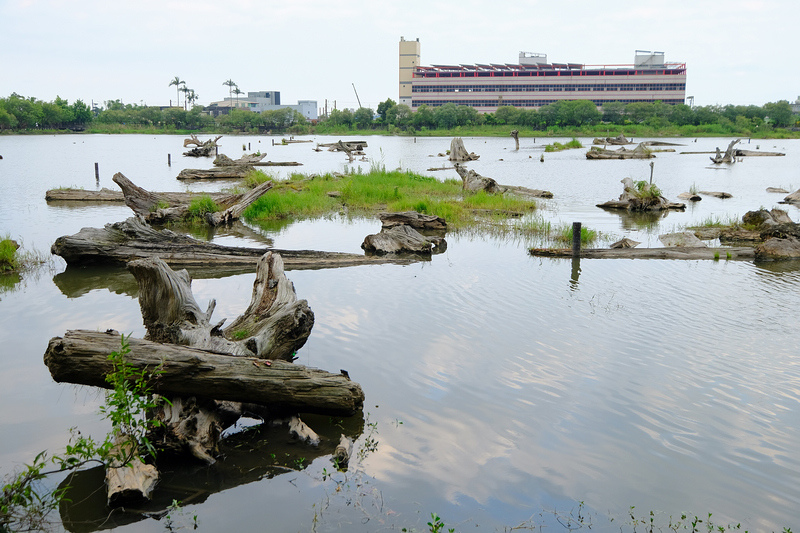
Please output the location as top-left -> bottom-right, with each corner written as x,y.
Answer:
1,133 -> 799,532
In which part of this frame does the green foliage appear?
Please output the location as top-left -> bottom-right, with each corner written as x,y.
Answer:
231,329 -> 249,340
633,180 -> 662,199
0,237 -> 19,272
554,223 -> 599,245
187,195 -> 220,220
427,513 -> 454,533
99,334 -> 167,461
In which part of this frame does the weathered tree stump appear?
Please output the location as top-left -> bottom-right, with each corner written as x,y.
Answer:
448,138 -> 480,162
710,138 -> 741,164
586,142 -> 654,159
183,135 -> 222,157
105,435 -> 159,506
510,130 -> 520,151
592,133 -> 632,145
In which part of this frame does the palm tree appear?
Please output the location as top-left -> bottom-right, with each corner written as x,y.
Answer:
169,76 -> 185,107
180,86 -> 191,110
233,87 -> 243,109
223,79 -> 237,109
187,90 -> 198,108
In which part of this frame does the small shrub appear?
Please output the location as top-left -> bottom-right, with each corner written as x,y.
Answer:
0,237 -> 20,272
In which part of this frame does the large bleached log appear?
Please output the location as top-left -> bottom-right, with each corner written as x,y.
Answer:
177,167 -> 252,180
362,224 -> 446,254
51,216 -> 416,270
43,330 -> 365,415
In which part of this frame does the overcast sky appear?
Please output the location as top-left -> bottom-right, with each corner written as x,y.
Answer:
2,0 -> 798,112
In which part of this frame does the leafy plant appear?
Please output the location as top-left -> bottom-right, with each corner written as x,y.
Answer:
427,513 -> 454,533
99,334 -> 167,461
0,237 -> 19,272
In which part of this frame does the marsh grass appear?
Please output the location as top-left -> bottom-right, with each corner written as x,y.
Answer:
554,224 -> 599,245
689,214 -> 741,228
243,168 -> 538,229
544,138 -> 583,152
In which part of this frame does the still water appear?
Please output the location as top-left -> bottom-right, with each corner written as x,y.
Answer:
1,133 -> 799,532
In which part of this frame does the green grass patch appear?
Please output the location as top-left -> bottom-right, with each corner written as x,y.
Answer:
243,168 -> 538,229
187,195 -> 221,219
544,138 -> 583,152
689,214 -> 741,228
553,223 -> 599,246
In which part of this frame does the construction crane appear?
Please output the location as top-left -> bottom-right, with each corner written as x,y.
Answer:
352,83 -> 362,108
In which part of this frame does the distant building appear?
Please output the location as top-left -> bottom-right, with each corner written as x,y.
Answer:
206,91 -> 318,120
791,96 -> 800,114
399,37 -> 687,113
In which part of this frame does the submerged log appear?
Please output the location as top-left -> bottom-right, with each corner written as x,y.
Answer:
362,224 -> 446,255
698,190 -> 733,199
51,216 -> 415,270
43,329 -> 365,415
530,246 -> 756,260
448,138 -> 480,162
783,189 -> 800,205
454,164 -> 553,198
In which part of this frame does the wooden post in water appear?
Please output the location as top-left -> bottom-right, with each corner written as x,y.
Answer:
168,154 -> 171,166
572,222 -> 581,256
94,163 -> 99,182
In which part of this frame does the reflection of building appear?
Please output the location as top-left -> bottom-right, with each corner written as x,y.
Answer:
207,91 -> 318,120
399,37 -> 687,113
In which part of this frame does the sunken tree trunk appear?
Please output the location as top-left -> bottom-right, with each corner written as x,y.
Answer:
112,172 -> 272,226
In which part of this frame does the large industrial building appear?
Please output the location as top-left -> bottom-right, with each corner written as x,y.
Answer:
399,37 -> 687,113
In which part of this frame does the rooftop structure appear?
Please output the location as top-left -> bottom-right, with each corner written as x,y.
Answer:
399,39 -> 687,112
207,90 -> 318,120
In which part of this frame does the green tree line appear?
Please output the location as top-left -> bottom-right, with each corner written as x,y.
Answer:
2,92 -> 797,137
0,94 -> 309,134
316,98 -> 798,137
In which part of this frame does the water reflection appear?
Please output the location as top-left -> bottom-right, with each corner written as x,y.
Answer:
598,206 -> 672,232
58,412 -> 364,532
0,271 -> 22,298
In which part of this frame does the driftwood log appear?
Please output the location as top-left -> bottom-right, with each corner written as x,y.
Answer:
454,164 -> 553,198
362,224 -> 446,254
51,216 -> 416,270
448,137 -> 480,162
378,211 -> 447,230
783,189 -> 800,205
45,188 -> 125,202
112,172 -> 273,225
214,154 -> 302,167
177,166 -> 253,180
586,142 -> 654,159
43,330 -> 365,415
